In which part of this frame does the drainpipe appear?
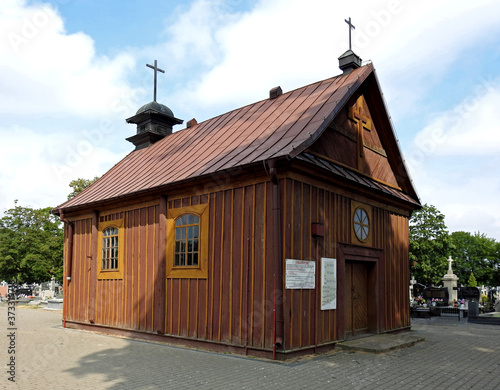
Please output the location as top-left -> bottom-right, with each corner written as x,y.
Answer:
267,159 -> 284,360
59,210 -> 73,328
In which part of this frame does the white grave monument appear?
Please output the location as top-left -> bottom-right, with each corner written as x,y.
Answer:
442,256 -> 459,304
409,275 -> 417,299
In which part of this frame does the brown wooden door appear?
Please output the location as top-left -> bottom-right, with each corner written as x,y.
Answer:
345,261 -> 368,336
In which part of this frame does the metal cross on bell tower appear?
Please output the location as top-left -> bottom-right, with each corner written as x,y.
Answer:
345,17 -> 355,50
146,59 -> 165,102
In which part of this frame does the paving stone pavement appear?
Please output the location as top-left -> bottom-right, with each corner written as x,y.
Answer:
1,306 -> 499,389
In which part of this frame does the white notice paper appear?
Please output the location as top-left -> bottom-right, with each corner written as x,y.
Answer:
321,258 -> 337,310
285,259 -> 315,289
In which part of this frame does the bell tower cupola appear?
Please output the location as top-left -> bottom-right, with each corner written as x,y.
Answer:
126,60 -> 183,150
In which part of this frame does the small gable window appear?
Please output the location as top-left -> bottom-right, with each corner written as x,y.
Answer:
174,214 -> 200,267
354,208 -> 370,242
97,219 -> 124,279
167,203 -> 208,279
351,201 -> 372,246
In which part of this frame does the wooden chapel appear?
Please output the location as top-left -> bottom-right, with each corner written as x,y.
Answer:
54,48 -> 421,360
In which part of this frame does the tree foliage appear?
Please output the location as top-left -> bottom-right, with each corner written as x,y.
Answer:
450,231 -> 500,286
410,204 -> 500,288
0,177 -> 100,284
67,176 -> 99,199
468,272 -> 477,287
0,202 -> 63,283
409,204 -> 452,286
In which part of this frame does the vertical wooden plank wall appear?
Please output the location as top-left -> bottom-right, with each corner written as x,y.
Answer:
385,213 -> 410,330
65,218 -> 92,322
65,207 -> 161,331
282,178 -> 411,350
165,184 -> 275,350
92,207 -> 160,330
64,178 -> 411,352
282,179 -> 346,350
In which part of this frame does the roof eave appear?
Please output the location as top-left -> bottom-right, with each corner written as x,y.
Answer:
366,68 -> 421,204
54,160 -> 274,215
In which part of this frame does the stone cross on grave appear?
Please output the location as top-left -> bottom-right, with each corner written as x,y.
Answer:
345,17 -> 355,51
146,59 -> 165,102
447,256 -> 454,275
348,95 -> 372,170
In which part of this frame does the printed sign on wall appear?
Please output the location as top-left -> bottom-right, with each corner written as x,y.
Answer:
285,259 -> 315,289
321,258 -> 337,310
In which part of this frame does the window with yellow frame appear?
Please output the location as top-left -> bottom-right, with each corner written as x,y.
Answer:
167,203 -> 208,279
97,219 -> 124,279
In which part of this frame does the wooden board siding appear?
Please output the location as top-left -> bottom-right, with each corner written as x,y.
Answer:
281,178 -> 411,349
283,179 -> 342,350
64,218 -> 92,322
164,184 -> 276,350
308,94 -> 399,188
384,213 -> 411,330
64,176 -> 411,353
64,206 -> 161,332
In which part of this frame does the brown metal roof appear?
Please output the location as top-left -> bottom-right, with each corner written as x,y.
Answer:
57,64 -> 403,211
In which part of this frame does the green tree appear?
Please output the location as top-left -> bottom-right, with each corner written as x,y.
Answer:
0,202 -> 63,283
409,204 -> 452,286
493,241 -> 500,287
468,272 -> 477,287
450,231 -> 499,286
67,176 -> 99,199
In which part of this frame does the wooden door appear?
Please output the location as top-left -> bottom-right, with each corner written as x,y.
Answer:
345,261 -> 368,336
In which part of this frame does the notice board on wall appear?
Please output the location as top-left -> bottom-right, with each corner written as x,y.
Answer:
321,258 -> 337,310
285,259 -> 315,289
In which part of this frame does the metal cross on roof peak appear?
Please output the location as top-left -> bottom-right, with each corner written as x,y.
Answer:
146,60 -> 165,102
345,17 -> 355,51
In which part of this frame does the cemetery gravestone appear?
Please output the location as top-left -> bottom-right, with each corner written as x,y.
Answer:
459,287 -> 480,301
468,300 -> 479,317
413,283 -> 426,299
423,287 -> 449,306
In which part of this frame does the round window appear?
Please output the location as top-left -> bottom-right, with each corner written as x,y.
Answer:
354,208 -> 369,242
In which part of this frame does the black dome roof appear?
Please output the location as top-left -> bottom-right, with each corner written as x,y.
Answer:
136,101 -> 174,117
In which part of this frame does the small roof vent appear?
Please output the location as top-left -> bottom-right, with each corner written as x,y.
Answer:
186,118 -> 198,128
269,86 -> 282,99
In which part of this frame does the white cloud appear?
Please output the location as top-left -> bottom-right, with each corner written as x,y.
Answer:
154,0 -> 500,122
0,125 -> 127,210
2,0 -> 500,242
0,0 -> 138,117
163,0 -> 357,117
410,77 -> 500,158
361,0 -> 500,118
410,160 -> 500,240
0,0 -> 136,212
162,0 -> 240,70
406,76 -> 500,240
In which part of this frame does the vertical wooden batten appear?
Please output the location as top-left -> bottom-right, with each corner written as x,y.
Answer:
155,196 -> 167,333
59,211 -> 73,327
267,159 -> 284,357
89,210 -> 99,323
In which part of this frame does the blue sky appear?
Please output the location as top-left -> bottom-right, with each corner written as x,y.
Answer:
1,0 -> 500,240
